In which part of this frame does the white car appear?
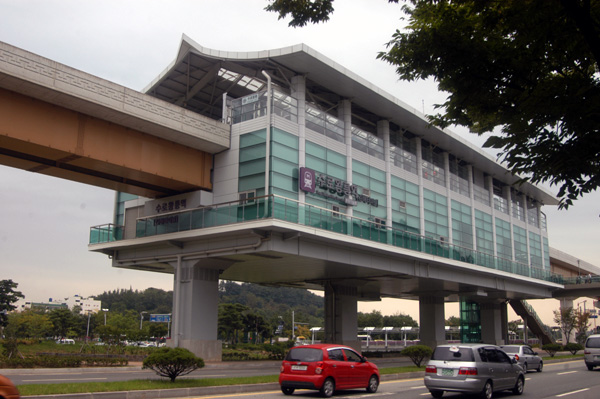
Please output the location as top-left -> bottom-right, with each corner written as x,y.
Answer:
500,345 -> 543,373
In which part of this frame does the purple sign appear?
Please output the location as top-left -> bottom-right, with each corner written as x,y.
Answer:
300,167 -> 316,193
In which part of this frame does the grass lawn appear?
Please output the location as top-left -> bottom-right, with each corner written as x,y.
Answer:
17,366 -> 425,396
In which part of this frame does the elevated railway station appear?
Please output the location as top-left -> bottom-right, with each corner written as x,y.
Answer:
2,37 -> 596,361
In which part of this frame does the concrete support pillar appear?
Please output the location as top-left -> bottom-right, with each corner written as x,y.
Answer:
480,302 -> 505,345
169,260 -> 221,362
501,301 -> 509,344
419,296 -> 446,348
324,283 -> 360,352
560,297 -> 576,345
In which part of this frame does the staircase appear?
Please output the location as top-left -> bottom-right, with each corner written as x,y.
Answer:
510,300 -> 555,345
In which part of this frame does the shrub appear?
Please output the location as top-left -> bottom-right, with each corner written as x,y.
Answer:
401,344 -> 433,367
542,343 -> 562,357
142,347 -> 204,382
563,342 -> 584,355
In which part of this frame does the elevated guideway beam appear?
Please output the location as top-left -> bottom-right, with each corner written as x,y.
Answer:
0,41 -> 230,197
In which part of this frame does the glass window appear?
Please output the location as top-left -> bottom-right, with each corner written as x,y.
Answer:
421,142 -> 446,187
452,200 -> 473,249
449,156 -> 470,197
390,132 -> 418,174
475,210 -> 494,255
423,189 -> 448,239
513,225 -> 529,264
511,191 -> 525,221
328,349 -> 344,361
432,346 -> 475,361
343,349 -> 362,362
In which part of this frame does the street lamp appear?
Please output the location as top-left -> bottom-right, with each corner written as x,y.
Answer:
140,311 -> 147,330
102,308 -> 109,326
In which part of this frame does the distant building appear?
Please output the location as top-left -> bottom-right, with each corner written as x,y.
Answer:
18,295 -> 101,313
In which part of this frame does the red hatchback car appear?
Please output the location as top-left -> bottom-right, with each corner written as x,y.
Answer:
0,374 -> 20,399
279,343 -> 380,397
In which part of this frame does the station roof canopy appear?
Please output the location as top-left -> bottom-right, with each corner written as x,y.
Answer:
145,34 -> 557,205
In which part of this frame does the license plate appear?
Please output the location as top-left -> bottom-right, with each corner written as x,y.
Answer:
442,368 -> 454,376
291,365 -> 307,371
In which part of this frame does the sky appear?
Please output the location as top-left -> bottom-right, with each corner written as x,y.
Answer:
0,0 -> 598,326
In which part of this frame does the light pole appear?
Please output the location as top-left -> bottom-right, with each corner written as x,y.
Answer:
85,311 -> 91,342
140,311 -> 147,330
102,308 -> 109,325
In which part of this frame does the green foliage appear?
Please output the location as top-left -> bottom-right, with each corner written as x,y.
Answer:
265,0 -> 335,27
142,347 -> 204,382
0,279 -> 24,327
267,0 -> 600,207
401,344 -> 432,367
95,287 -> 173,315
542,343 -> 562,357
554,307 -> 577,344
0,354 -> 128,368
563,342 -> 584,355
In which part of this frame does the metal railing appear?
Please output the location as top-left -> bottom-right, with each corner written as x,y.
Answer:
90,195 -> 555,282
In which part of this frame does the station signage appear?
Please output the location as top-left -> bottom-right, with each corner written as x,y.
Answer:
299,167 -> 378,207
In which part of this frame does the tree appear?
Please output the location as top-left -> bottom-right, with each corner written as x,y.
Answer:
142,347 -> 204,382
445,316 -> 460,327
575,310 -> 591,344
401,344 -> 432,367
0,279 -> 24,327
266,0 -> 600,208
554,307 -> 577,344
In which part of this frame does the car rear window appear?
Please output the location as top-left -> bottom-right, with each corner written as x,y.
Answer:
501,347 -> 518,353
586,337 -> 600,348
431,346 -> 475,361
285,347 -> 323,362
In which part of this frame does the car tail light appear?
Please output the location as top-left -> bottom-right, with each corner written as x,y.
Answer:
315,361 -> 324,374
425,365 -> 437,373
458,367 -> 478,375
514,354 -> 520,361
280,364 -> 285,372
585,350 -> 591,355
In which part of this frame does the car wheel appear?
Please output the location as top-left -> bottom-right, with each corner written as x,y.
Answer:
480,381 -> 493,399
366,374 -> 379,393
320,378 -> 335,398
522,362 -> 527,373
281,387 -> 295,395
587,364 -> 594,371
512,376 -> 524,395
430,389 -> 444,398
537,361 -> 543,372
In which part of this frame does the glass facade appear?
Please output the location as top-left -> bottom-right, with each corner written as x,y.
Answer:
475,210 -> 494,256
391,176 -> 420,234
94,84 -> 551,283
421,141 -> 446,187
390,132 -> 418,174
495,218 -> 513,259
451,200 -> 473,249
352,160 -> 387,222
238,129 -> 267,196
423,189 -> 449,240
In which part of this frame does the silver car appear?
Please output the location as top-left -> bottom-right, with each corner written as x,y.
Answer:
424,344 -> 525,399
584,334 -> 600,370
500,345 -> 543,373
